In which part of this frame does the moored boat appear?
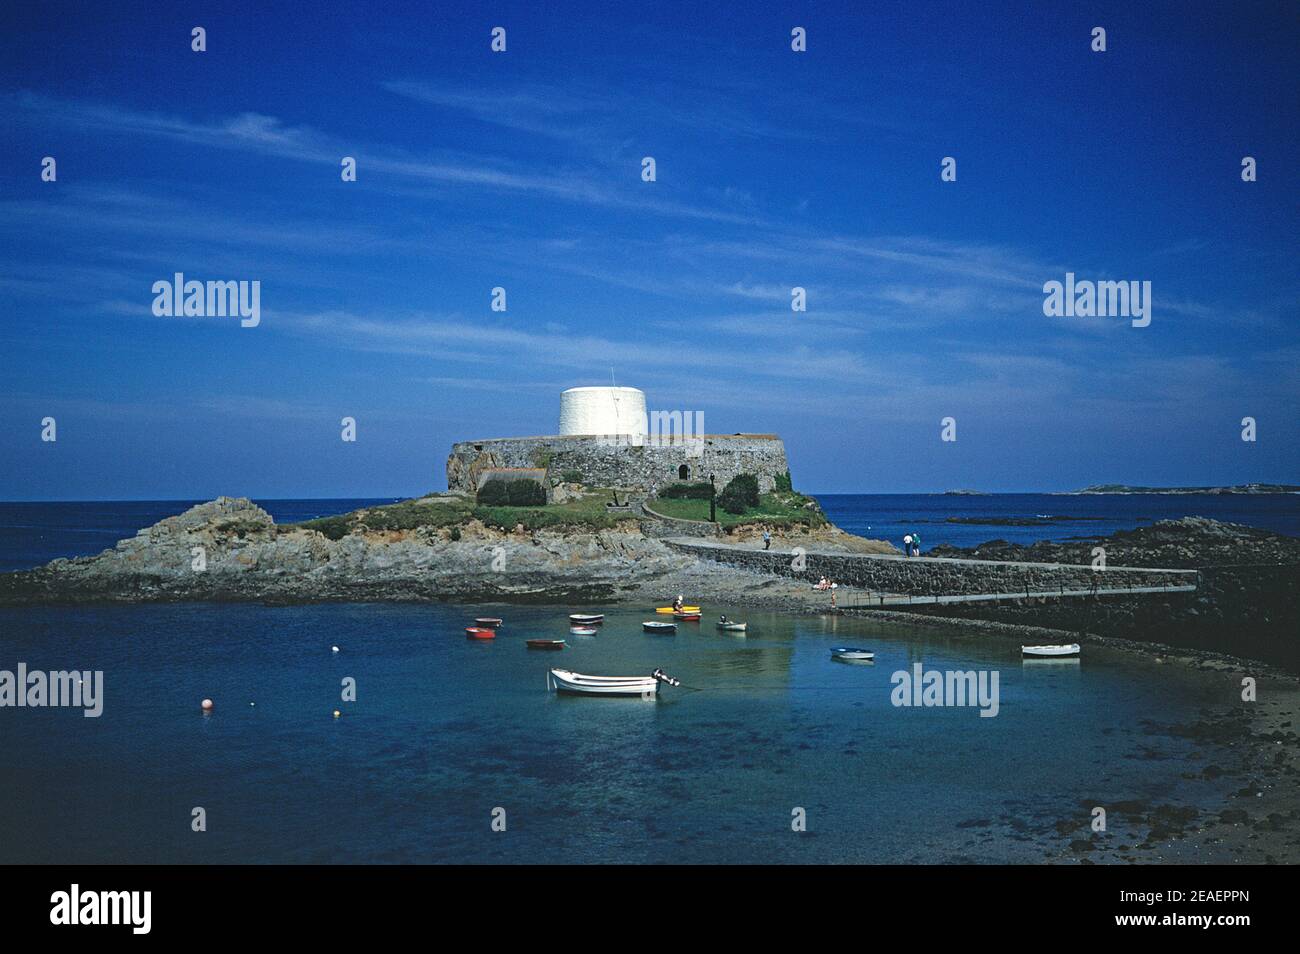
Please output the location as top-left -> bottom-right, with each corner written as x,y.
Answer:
569,626 -> 598,636
831,647 -> 873,660
474,617 -> 503,627
716,621 -> 748,632
656,605 -> 700,614
568,613 -> 604,625
526,639 -> 566,650
1022,643 -> 1081,657
643,620 -> 676,633
673,612 -> 701,622
465,627 -> 496,639
548,668 -> 679,696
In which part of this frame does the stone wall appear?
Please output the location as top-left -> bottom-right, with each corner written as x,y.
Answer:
885,563 -> 1300,669
665,540 -> 1198,595
447,434 -> 789,496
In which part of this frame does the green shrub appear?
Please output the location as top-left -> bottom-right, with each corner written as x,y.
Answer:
774,471 -> 793,492
476,481 -> 509,506
658,481 -> 715,500
478,478 -> 545,506
505,478 -> 546,506
717,473 -> 760,514
471,506 -> 618,532
448,525 -> 461,541
559,470 -> 584,484
302,515 -> 352,540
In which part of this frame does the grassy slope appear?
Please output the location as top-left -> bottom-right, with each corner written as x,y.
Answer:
650,490 -> 826,528
293,491 -> 634,539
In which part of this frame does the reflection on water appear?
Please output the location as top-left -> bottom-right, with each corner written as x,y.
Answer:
0,601 -> 1244,863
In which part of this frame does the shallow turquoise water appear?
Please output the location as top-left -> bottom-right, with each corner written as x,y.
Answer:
0,602 -> 1242,863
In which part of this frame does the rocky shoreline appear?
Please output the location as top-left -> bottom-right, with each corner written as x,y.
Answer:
0,496 -> 886,608
3,496 -> 1298,864
4,503 -> 1297,672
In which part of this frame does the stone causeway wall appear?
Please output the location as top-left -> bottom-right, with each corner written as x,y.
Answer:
664,539 -> 1198,596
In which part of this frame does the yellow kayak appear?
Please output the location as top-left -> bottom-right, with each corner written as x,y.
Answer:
656,605 -> 700,614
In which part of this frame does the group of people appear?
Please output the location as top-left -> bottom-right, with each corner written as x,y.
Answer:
902,532 -> 922,557
813,577 -> 837,591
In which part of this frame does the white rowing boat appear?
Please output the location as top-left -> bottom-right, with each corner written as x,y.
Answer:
716,621 -> 747,632
643,620 -> 676,633
569,626 -> 598,636
548,669 -> 659,696
1021,643 -> 1081,657
569,613 -> 604,625
831,647 -> 874,661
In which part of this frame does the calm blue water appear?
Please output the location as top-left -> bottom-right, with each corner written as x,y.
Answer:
0,496 -> 1294,863
818,492 -> 1300,551
0,602 -> 1251,864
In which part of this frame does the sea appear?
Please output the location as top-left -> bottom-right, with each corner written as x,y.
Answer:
0,494 -> 1296,864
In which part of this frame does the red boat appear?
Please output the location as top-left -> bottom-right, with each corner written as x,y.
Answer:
475,617 -> 503,627
526,639 -> 566,650
465,627 -> 496,639
673,613 -> 702,622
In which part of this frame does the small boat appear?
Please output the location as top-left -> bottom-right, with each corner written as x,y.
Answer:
643,620 -> 676,633
465,627 -> 496,640
716,621 -> 748,632
526,639 -> 566,650
1022,644 -> 1081,657
569,626 -> 598,636
548,669 -> 658,696
673,612 -> 701,622
656,605 -> 700,614
568,613 -> 604,625
831,647 -> 874,660
474,617 -> 503,628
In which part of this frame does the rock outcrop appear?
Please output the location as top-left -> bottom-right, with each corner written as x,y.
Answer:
0,497 -> 695,605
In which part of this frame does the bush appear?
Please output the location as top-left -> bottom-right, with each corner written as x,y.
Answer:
559,470 -> 583,484
716,488 -> 746,514
716,474 -> 760,514
302,515 -> 352,540
476,481 -> 509,506
472,506 -> 617,532
505,478 -> 546,506
775,470 -> 793,492
658,481 -> 715,500
448,526 -> 461,541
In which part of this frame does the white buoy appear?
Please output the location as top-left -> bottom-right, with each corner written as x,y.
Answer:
200,698 -> 214,711
331,646 -> 340,653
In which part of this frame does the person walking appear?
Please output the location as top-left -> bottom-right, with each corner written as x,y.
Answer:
911,532 -> 921,557
762,530 -> 771,551
903,533 -> 913,557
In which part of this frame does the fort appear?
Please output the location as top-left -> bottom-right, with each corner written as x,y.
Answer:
446,386 -> 790,497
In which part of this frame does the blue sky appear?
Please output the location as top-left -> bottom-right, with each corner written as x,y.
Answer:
1,0 -> 1296,498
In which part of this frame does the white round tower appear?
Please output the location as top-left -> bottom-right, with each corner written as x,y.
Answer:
559,386 -> 647,436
